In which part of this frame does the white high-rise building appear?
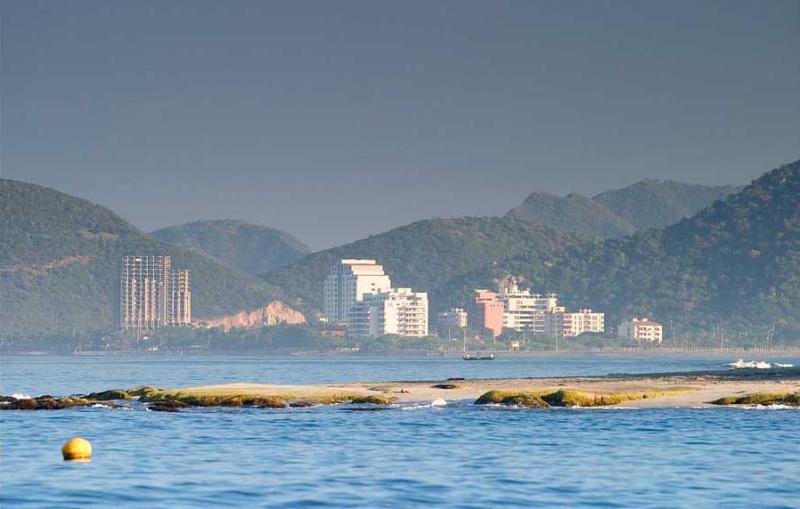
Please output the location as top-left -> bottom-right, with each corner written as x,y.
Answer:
120,255 -> 191,331
323,259 -> 391,324
497,279 -> 559,334
350,288 -> 428,338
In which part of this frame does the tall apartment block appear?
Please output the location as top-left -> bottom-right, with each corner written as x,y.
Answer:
350,288 -> 429,338
323,259 -> 391,323
467,290 -> 505,338
120,256 -> 191,331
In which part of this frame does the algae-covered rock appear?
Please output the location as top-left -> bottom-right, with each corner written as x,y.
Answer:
475,388 -> 691,408
501,394 -> 550,408
474,390 -> 549,407
288,399 -> 317,408
350,395 -> 397,405
127,386 -> 161,398
86,389 -> 131,401
710,391 -> 800,406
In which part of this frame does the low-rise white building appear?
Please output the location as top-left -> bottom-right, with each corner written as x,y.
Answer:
619,318 -> 663,343
350,288 -> 428,338
545,308 -> 605,337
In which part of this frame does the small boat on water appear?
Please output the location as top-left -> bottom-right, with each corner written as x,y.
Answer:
462,352 -> 495,361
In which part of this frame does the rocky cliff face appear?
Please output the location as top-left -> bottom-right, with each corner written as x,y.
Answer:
198,300 -> 306,332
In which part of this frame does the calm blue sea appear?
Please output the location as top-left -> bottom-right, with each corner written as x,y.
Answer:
2,354 -> 799,508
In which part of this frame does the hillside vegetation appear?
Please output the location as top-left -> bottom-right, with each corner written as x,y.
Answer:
152,219 -> 309,275
0,180 -> 284,337
507,180 -> 737,238
448,161 -> 800,337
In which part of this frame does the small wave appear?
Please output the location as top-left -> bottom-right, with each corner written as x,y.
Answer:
91,403 -> 111,409
743,404 -> 799,410
400,400 -> 448,411
11,393 -> 31,400
727,359 -> 793,369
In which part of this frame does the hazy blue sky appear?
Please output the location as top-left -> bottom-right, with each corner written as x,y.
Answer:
2,0 -> 798,248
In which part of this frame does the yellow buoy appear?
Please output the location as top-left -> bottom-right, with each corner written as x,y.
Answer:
62,437 -> 92,461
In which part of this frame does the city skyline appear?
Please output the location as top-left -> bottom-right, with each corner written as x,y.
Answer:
4,1 -> 798,248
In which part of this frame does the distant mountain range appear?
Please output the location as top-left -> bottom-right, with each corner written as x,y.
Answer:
439,161 -> 800,337
507,180 -> 740,238
151,219 -> 309,275
0,180 -> 290,337
3,163 -> 797,341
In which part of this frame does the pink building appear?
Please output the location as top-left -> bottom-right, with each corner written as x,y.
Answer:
467,290 -> 504,338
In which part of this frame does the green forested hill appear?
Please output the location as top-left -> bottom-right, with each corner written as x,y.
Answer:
0,180 -> 283,337
507,181 -> 737,238
506,192 -> 632,238
594,180 -> 741,231
444,161 -> 800,338
261,217 -> 584,314
152,219 -> 309,275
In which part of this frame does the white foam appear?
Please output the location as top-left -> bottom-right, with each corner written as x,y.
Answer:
727,359 -> 792,369
430,398 -> 448,407
11,393 -> 31,400
744,404 -> 798,410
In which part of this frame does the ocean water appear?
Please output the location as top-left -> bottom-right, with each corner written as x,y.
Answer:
2,354 -> 799,508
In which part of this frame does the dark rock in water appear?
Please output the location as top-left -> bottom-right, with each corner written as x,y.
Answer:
148,400 -> 189,412
0,395 -> 92,410
288,400 -> 316,408
432,384 -> 458,390
86,389 -> 132,401
447,377 -> 466,381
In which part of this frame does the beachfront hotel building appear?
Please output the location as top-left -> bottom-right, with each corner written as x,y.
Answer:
323,259 -> 391,323
349,288 -> 429,338
544,308 -> 605,337
619,318 -> 663,343
467,290 -> 505,338
119,255 -> 191,331
497,278 -> 560,334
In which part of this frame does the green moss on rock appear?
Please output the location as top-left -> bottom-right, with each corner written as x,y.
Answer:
350,395 -> 397,405
86,389 -> 131,401
710,391 -> 800,406
475,388 -> 692,408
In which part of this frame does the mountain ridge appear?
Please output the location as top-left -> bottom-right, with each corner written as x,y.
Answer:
507,180 -> 739,238
151,219 -> 309,275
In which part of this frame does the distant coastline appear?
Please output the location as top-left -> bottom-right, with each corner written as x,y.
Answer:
4,345 -> 800,357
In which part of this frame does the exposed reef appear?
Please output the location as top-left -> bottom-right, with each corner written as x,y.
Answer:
709,391 -> 800,406
474,388 -> 694,408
